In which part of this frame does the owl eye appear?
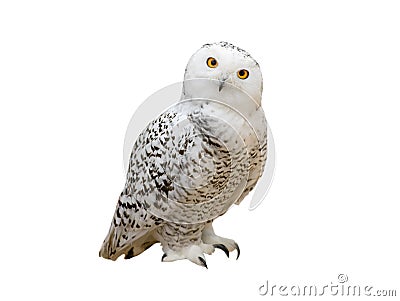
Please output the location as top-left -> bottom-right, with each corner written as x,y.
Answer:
237,69 -> 249,79
206,57 -> 218,68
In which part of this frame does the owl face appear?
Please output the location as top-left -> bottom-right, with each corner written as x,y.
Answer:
183,42 -> 263,106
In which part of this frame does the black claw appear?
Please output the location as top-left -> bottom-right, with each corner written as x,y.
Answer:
198,257 -> 208,269
161,253 -> 167,261
213,244 -> 229,258
234,242 -> 240,260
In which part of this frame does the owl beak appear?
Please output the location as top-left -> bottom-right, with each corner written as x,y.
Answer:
218,74 -> 229,92
218,80 -> 225,92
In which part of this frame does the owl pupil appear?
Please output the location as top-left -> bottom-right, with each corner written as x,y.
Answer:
239,70 -> 245,76
211,59 -> 216,65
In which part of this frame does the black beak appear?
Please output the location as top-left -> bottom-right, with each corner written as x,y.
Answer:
218,75 -> 229,92
218,80 -> 225,92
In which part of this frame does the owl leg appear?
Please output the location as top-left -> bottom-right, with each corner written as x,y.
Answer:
201,222 -> 240,259
156,223 -> 214,268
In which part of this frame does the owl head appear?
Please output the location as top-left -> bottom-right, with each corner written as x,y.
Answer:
183,42 -> 263,107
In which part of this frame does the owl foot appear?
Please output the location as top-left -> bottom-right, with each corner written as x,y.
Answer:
161,244 -> 214,268
202,224 -> 240,259
208,237 -> 240,259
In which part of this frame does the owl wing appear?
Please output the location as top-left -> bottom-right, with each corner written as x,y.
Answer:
124,102 -> 250,223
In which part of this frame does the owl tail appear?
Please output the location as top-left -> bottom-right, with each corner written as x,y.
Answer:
99,223 -> 120,260
99,222 -> 156,260
99,195 -> 159,260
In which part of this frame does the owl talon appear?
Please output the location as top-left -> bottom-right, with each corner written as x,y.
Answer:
234,242 -> 240,260
161,253 -> 167,261
213,244 -> 229,258
198,256 -> 208,269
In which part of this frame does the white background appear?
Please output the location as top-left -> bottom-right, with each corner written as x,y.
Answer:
0,0 -> 399,300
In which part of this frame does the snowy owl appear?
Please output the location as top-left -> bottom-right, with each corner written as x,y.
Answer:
99,42 -> 268,268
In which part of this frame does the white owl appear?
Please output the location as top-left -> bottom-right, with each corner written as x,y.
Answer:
99,42 -> 268,268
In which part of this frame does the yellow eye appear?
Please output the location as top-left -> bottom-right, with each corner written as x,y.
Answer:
206,57 -> 218,68
237,69 -> 249,79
